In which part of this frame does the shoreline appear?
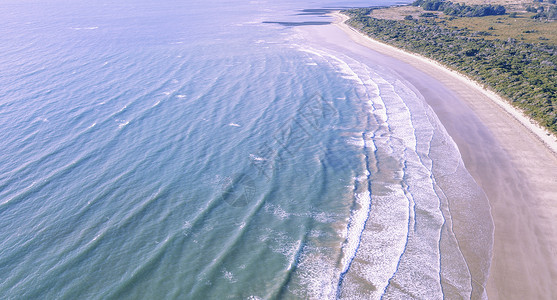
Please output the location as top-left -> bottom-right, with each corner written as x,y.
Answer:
335,12 -> 557,155
327,11 -> 557,299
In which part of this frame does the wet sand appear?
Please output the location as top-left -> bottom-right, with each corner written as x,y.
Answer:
299,12 -> 557,299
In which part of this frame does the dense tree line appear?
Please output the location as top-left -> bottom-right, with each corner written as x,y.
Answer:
412,0 -> 506,17
343,8 -> 557,133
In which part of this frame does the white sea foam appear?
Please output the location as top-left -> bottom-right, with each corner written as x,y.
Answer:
339,191 -> 371,275
264,203 -> 290,220
117,120 -> 129,128
309,211 -> 336,223
249,154 -> 266,161
70,26 -> 98,30
222,269 -> 237,283
291,38 -> 478,298
293,44 -> 415,297
345,136 -> 365,148
117,105 -> 128,113
289,240 -> 341,300
260,229 -> 300,259
32,117 -> 49,123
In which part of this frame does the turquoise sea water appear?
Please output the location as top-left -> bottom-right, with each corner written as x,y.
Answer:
0,0 -> 492,299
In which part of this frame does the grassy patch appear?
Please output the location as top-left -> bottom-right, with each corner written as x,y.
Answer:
445,14 -> 557,44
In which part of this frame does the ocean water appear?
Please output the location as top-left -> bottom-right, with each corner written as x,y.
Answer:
0,0 -> 492,299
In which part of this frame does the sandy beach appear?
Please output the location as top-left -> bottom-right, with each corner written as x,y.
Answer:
302,12 -> 557,299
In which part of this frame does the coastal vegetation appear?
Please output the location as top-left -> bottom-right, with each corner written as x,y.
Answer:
413,0 -> 506,17
343,3 -> 557,134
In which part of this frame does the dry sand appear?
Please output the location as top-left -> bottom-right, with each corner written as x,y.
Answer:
302,12 -> 557,299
